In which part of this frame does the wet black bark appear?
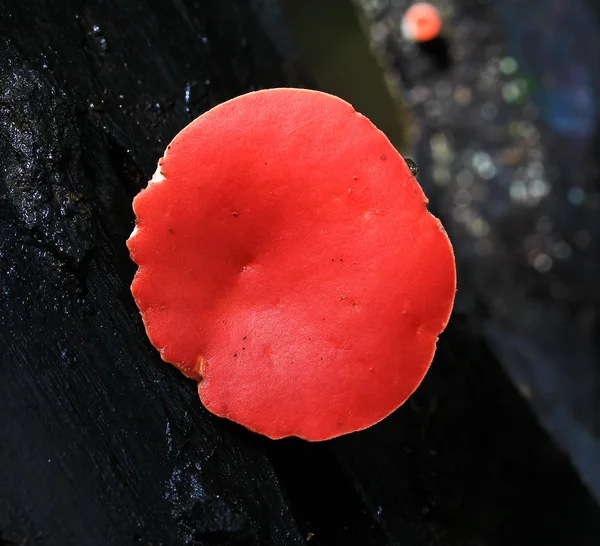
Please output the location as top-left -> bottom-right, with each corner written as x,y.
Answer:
0,1 -> 599,545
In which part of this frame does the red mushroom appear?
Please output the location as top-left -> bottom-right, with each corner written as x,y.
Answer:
401,2 -> 442,43
127,88 -> 456,441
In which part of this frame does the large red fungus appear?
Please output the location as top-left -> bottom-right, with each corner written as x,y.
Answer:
127,88 -> 456,441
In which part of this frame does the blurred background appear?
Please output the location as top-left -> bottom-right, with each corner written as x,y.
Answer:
253,0 -> 600,502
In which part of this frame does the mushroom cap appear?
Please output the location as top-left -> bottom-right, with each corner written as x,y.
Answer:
127,88 -> 456,441
401,2 -> 442,43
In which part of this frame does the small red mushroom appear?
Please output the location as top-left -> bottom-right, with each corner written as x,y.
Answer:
127,88 -> 456,441
401,2 -> 442,43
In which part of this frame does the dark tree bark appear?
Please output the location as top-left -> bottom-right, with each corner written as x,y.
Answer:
0,1 -> 599,545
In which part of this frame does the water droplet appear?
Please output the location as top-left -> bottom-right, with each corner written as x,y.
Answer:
567,186 -> 585,205
499,56 -> 518,76
184,82 -> 191,113
531,252 -> 552,273
409,86 -> 430,104
551,241 -> 572,261
509,180 -> 527,202
432,166 -> 450,186
527,162 -> 544,178
405,157 -> 419,176
472,151 -> 496,179
529,178 -> 550,199
430,132 -> 453,163
502,81 -> 523,103
467,217 -> 490,238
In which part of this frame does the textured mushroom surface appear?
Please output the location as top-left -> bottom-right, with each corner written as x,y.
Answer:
128,88 -> 456,440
